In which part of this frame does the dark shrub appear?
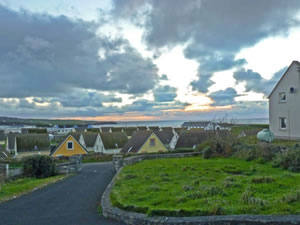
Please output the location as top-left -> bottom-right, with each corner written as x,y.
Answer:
257,143 -> 280,161
199,131 -> 240,157
202,147 -> 215,159
251,176 -> 274,184
272,149 -> 300,172
22,155 -> 56,178
234,143 -> 279,162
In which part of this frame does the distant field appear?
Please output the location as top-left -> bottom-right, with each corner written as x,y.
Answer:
111,157 -> 300,217
0,116 -> 117,127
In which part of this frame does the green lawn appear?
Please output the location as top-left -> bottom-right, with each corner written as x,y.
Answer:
111,157 -> 300,217
0,175 -> 66,202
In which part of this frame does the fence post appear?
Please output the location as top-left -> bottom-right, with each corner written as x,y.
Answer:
6,164 -> 9,178
112,154 -> 123,171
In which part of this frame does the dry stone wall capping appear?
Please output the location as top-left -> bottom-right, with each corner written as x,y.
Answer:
104,153 -> 300,225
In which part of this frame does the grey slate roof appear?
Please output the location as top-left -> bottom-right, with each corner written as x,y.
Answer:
154,130 -> 174,145
175,130 -> 214,148
0,133 -> 6,142
70,132 -> 82,142
100,132 -> 128,149
120,130 -> 153,154
101,127 -> 112,132
82,132 -> 98,148
182,121 -> 210,128
16,134 -> 50,152
148,126 -> 160,131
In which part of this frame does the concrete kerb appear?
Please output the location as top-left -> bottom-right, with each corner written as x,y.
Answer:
101,153 -> 300,225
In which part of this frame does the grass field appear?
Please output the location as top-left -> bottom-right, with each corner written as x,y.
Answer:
0,175 -> 66,202
111,157 -> 300,217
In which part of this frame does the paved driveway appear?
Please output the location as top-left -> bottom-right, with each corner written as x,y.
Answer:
0,163 -> 125,225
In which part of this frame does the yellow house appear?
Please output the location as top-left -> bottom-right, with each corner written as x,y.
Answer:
121,130 -> 168,154
51,134 -> 88,157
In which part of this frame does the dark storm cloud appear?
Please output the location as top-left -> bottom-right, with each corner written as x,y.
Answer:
112,0 -> 300,93
46,90 -> 122,108
233,67 -> 286,96
153,85 -> 177,102
209,88 -> 239,106
0,5 -> 159,98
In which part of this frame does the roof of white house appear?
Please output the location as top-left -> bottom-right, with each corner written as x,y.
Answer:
268,60 -> 300,99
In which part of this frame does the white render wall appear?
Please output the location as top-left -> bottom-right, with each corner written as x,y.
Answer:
269,61 -> 300,139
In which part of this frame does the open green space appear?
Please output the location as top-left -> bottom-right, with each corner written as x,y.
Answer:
0,175 -> 66,202
111,157 -> 300,217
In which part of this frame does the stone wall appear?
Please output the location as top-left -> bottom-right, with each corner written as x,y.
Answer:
104,153 -> 300,225
0,164 -> 22,182
56,155 -> 82,174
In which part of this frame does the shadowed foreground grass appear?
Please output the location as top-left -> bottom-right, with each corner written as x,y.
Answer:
0,175 -> 66,203
111,157 -> 300,217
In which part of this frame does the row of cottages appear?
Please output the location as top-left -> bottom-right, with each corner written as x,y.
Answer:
182,121 -> 232,131
269,61 -> 300,139
5,134 -> 50,157
120,129 -> 179,154
51,132 -> 128,157
175,130 -> 215,149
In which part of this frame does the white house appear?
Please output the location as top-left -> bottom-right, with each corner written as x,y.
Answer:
81,132 -> 104,152
182,121 -> 231,131
269,60 -> 300,139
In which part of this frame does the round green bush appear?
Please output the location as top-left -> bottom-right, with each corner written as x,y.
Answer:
202,147 -> 215,159
272,149 -> 300,172
22,155 -> 56,178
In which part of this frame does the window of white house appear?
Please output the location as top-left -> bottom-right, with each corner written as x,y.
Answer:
67,141 -> 74,150
279,92 -> 286,103
280,117 -> 287,130
150,138 -> 156,146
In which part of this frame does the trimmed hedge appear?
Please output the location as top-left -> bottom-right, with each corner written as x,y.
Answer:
22,155 -> 56,178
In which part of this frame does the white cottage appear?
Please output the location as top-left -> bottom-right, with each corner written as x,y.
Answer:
269,61 -> 300,139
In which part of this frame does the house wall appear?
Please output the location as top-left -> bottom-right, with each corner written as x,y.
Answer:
169,130 -> 179,150
269,62 -> 300,139
103,148 -> 121,154
79,135 -> 86,148
52,136 -> 87,157
94,134 -> 105,153
139,133 -> 168,154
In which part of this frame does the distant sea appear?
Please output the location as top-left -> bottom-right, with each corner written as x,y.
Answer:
94,118 -> 269,128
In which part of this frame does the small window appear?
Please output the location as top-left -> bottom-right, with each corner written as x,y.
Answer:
279,92 -> 286,103
67,141 -> 74,150
280,117 -> 287,130
150,138 -> 155,146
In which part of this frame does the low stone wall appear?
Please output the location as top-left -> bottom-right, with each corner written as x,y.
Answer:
56,155 -> 82,174
0,164 -> 22,181
103,153 -> 300,225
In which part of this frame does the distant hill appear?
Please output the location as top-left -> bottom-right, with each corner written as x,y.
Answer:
0,116 -> 117,127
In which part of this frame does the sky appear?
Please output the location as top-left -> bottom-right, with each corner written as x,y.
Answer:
1,0 -> 300,121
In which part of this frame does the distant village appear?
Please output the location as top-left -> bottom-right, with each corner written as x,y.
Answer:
0,121 -> 232,159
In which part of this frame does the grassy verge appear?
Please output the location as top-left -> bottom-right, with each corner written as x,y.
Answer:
0,175 -> 67,203
111,157 -> 300,217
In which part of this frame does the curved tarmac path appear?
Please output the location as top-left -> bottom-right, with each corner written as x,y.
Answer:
0,162 -> 125,225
